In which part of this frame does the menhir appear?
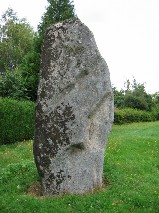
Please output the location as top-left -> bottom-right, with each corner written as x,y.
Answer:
33,19 -> 114,196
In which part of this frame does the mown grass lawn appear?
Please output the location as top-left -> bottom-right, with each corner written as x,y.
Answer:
0,121 -> 159,213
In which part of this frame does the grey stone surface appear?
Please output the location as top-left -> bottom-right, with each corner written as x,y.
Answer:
33,19 -> 114,196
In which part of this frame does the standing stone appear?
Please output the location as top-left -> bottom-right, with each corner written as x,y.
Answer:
33,19 -> 114,196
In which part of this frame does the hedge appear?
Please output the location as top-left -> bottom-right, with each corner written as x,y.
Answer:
114,108 -> 156,124
1,97 -> 159,144
0,98 -> 35,144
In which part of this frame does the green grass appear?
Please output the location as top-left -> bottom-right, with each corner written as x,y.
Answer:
0,122 -> 159,212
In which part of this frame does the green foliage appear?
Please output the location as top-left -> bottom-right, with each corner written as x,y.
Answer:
0,2 -> 76,101
0,98 -> 35,144
0,68 -> 29,100
123,94 -> 150,111
151,104 -> 159,121
0,8 -> 37,101
38,0 -> 76,42
18,0 -> 76,101
113,79 -> 159,123
113,87 -> 125,108
114,78 -> 155,111
124,79 -> 154,111
19,51 -> 40,101
0,122 -> 159,212
152,92 -> 159,104
114,108 -> 155,124
0,8 -> 34,73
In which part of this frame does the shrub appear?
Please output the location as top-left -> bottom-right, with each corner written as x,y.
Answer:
0,98 -> 35,144
20,51 -> 40,101
0,69 -> 29,100
151,104 -> 159,121
114,108 -> 154,124
123,95 -> 149,111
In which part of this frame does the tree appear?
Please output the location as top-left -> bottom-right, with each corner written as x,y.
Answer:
153,92 -> 159,104
123,95 -> 149,110
36,0 -> 76,53
0,8 -> 35,100
123,78 -> 154,111
20,0 -> 76,101
0,68 -> 28,99
0,8 -> 34,73
113,86 -> 125,108
20,51 -> 40,100
39,0 -> 76,33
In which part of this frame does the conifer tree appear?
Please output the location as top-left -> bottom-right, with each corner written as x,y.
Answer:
21,0 -> 76,101
35,0 -> 76,54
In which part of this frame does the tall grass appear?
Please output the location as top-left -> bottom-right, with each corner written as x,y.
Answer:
0,122 -> 159,212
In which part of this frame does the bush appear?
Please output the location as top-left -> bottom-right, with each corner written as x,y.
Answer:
151,104 -> 159,121
0,98 -> 35,144
20,51 -> 40,101
114,108 -> 155,124
123,95 -> 149,111
0,69 -> 29,100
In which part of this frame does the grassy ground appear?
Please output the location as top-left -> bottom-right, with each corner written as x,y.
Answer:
0,122 -> 159,212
